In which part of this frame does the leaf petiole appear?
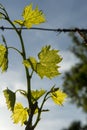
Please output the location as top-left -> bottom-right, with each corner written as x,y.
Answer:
8,46 -> 23,56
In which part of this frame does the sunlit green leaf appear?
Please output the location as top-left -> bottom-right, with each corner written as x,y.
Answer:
51,89 -> 67,106
36,45 -> 62,78
14,3 -> 46,28
3,88 -> 16,111
0,44 -> 8,72
11,103 -> 28,125
31,89 -> 46,102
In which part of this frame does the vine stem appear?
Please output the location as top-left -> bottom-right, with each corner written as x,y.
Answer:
4,16 -> 32,116
33,91 -> 51,129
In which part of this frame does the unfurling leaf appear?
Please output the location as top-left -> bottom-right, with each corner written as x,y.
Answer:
51,89 -> 67,106
31,89 -> 46,102
0,44 -> 8,72
3,88 -> 16,111
14,3 -> 46,28
11,103 -> 28,125
23,45 -> 62,78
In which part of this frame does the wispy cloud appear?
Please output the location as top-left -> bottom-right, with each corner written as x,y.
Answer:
59,50 -> 79,72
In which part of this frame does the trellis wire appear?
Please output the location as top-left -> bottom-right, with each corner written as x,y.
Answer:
0,26 -> 87,32
0,26 -> 87,44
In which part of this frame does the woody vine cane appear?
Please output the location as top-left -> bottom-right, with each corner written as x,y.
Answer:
0,3 -> 67,130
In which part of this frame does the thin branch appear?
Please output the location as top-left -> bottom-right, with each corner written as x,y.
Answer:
0,26 -> 87,32
8,46 -> 23,56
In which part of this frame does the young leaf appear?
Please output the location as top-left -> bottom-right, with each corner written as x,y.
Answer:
0,44 -> 8,72
31,89 -> 46,102
3,88 -> 16,111
14,3 -> 46,28
37,45 -> 62,78
11,103 -> 28,125
51,89 -> 67,106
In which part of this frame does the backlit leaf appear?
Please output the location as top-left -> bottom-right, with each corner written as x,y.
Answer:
51,89 -> 67,106
3,88 -> 16,111
14,3 -> 46,28
23,45 -> 62,78
11,103 -> 28,125
31,89 -> 46,102
0,44 -> 8,72
37,45 -> 62,78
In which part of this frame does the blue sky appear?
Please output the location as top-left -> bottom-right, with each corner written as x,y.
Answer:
0,0 -> 87,130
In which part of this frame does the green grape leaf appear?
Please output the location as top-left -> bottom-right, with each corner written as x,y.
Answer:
3,88 -> 16,111
23,45 -> 62,79
31,89 -> 46,102
0,44 -> 8,72
37,45 -> 62,78
51,89 -> 67,106
14,3 -> 46,28
11,103 -> 28,125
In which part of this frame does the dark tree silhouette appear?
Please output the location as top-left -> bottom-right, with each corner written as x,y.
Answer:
62,121 -> 87,130
63,32 -> 87,113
